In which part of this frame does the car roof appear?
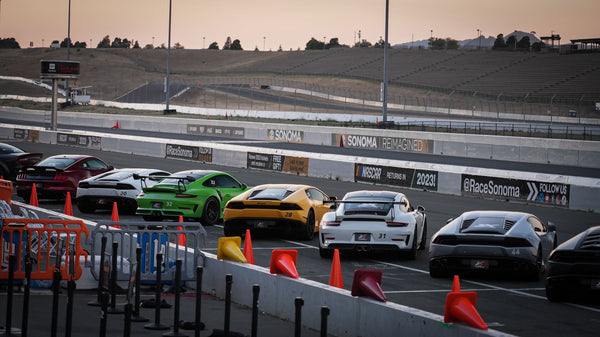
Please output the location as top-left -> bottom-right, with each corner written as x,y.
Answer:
343,190 -> 402,199
43,154 -> 95,161
249,184 -> 313,191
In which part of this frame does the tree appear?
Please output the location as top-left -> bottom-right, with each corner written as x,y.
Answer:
517,36 -> 530,51
73,41 -> 87,48
254,46 -> 259,51
144,44 -> 154,49
429,37 -> 445,50
174,42 -> 184,49
133,41 -> 140,49
505,35 -> 517,51
223,37 -> 232,50
328,38 -> 340,48
305,37 -> 324,50
208,42 -> 219,50
492,34 -> 506,50
354,39 -> 372,48
0,37 -> 20,48
277,44 -> 283,52
445,38 -> 459,50
230,39 -> 242,50
97,35 -> 111,48
60,38 -> 73,48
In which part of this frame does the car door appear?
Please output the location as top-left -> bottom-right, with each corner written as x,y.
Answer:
306,187 -> 330,227
212,174 -> 247,206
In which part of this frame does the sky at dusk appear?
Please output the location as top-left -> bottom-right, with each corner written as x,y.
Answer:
1,0 -> 598,50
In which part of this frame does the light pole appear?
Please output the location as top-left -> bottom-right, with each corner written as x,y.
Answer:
203,36 -> 205,49
477,29 -> 479,49
263,36 -> 265,51
152,36 -> 155,46
65,0 -> 71,104
165,0 -> 172,113
382,0 -> 389,123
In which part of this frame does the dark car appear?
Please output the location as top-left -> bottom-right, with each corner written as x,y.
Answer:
16,154 -> 114,201
0,143 -> 42,180
429,210 -> 557,280
545,226 -> 600,302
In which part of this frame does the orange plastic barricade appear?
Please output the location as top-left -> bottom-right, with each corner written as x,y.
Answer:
0,218 -> 89,280
0,179 -> 13,205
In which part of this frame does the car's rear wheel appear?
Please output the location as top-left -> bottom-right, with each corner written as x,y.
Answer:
528,246 -> 544,281
76,199 -> 96,213
201,197 -> 220,226
429,260 -> 447,278
545,284 -> 565,302
298,209 -> 315,240
223,222 -> 244,237
319,246 -> 333,258
405,227 -> 418,260
418,220 -> 427,250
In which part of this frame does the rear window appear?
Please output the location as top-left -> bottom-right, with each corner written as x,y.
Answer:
343,196 -> 394,215
0,144 -> 24,154
248,188 -> 293,200
37,157 -> 77,169
461,216 -> 505,233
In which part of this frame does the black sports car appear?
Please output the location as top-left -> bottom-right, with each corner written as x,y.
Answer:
545,226 -> 600,302
0,143 -> 42,180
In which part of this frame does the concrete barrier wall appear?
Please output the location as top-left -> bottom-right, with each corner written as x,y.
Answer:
1,122 -> 598,213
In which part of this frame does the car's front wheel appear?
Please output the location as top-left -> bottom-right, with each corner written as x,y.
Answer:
418,220 -> 428,250
201,197 -> 220,226
405,227 -> 418,260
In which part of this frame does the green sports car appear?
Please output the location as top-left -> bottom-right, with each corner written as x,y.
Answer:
135,170 -> 250,225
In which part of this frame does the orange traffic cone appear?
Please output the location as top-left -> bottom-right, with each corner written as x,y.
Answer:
177,216 -> 186,247
329,249 -> 343,289
29,184 -> 39,207
110,202 -> 120,228
243,229 -> 255,265
444,275 -> 488,330
270,250 -> 299,279
351,269 -> 387,302
63,192 -> 73,216
339,135 -> 344,147
217,237 -> 247,263
111,121 -> 119,129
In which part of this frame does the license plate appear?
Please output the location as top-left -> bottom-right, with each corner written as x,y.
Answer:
152,202 -> 163,209
471,260 -> 489,269
355,233 -> 371,241
98,199 -> 107,205
591,280 -> 600,290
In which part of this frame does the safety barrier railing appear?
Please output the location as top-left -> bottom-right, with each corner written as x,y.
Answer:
0,179 -> 13,205
88,221 -> 206,282
0,218 -> 89,280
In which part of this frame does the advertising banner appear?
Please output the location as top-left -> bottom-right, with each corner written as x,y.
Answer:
354,164 -> 439,191
267,129 -> 304,143
334,134 -> 433,153
247,152 -> 308,175
165,143 -> 213,162
461,174 -> 570,207
57,133 -> 101,149
187,124 -> 245,138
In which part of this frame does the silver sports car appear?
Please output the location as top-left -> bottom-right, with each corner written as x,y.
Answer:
319,190 -> 427,259
429,210 -> 557,280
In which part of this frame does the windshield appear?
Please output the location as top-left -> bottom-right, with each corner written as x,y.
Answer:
37,157 -> 77,169
343,196 -> 394,215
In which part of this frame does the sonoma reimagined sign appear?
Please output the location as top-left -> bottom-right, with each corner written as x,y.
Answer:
461,174 -> 570,207
334,134 -> 433,153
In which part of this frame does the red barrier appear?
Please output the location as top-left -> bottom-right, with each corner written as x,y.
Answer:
0,179 -> 13,205
1,218 -> 89,280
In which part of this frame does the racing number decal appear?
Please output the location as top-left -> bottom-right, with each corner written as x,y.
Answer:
378,233 -> 386,239
284,212 -> 292,218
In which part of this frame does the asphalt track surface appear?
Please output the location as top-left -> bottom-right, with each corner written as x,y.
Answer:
4,139 -> 600,337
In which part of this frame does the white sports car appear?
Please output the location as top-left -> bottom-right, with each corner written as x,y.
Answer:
76,168 -> 170,214
318,190 -> 427,259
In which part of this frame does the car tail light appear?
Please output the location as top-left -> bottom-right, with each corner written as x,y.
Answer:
432,235 -> 458,245
226,201 -> 245,209
175,193 -> 197,198
115,183 -> 135,190
78,182 -> 90,188
502,237 -> 532,247
323,220 -> 341,226
54,173 -> 67,180
386,221 -> 408,227
279,203 -> 302,210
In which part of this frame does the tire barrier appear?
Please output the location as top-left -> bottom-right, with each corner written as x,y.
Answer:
0,218 -> 89,281
88,221 -> 206,283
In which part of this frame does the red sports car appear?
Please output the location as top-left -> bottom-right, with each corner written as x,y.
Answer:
16,154 -> 114,201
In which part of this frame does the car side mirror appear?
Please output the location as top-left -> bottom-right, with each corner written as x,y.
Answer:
329,204 -> 338,211
417,205 -> 425,213
107,165 -> 114,170
329,196 -> 337,201
241,183 -> 247,189
133,173 -> 140,180
547,221 -> 557,232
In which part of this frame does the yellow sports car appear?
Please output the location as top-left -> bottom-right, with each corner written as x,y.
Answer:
223,184 -> 336,240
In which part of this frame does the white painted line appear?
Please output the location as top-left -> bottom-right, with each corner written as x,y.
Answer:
384,288 -> 545,294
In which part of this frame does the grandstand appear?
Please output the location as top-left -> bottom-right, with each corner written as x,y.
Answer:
0,47 -> 598,117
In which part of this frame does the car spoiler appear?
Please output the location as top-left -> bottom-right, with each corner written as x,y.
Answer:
133,174 -> 196,193
20,166 -> 63,174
